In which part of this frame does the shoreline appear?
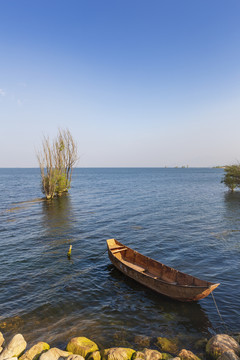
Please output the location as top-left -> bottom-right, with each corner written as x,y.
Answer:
0,332 -> 239,360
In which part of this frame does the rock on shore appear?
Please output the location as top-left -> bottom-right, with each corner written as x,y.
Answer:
0,334 -> 26,360
19,342 -> 50,360
0,333 -> 4,354
0,332 -> 239,360
206,334 -> 240,360
66,337 -> 99,358
133,348 -> 162,360
39,348 -> 73,360
101,348 -> 135,360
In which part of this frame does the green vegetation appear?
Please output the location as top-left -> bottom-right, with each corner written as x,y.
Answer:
221,164 -> 240,192
37,129 -> 78,199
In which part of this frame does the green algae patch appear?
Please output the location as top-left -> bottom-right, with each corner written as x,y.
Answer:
66,337 -> 99,358
132,351 -> 145,360
161,353 -> 173,360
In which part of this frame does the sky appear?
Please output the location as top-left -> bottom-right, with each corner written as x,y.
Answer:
0,0 -> 240,167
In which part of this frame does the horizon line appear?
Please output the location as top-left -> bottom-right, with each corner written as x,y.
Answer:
0,166 -> 224,169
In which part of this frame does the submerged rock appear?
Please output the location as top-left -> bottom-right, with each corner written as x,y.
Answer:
194,338 -> 208,351
156,338 -> 178,355
102,347 -> 135,360
0,334 -> 27,360
178,349 -> 200,360
134,336 -> 151,349
19,342 -> 50,360
39,347 -> 71,360
206,335 -> 240,359
66,337 -> 99,358
133,348 -> 162,360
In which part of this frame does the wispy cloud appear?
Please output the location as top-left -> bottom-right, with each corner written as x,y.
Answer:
0,88 -> 6,96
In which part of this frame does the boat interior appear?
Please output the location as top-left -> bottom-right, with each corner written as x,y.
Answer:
107,239 -> 210,287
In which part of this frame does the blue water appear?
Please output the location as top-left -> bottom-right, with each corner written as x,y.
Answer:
0,168 -> 239,351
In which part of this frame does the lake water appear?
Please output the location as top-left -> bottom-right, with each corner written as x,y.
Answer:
0,168 -> 239,353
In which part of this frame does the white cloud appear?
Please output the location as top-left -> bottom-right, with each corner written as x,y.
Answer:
0,88 -> 6,96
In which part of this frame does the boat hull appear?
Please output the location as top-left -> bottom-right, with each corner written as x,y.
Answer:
107,239 -> 219,302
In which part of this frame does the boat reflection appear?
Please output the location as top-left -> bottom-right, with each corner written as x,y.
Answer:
107,264 -> 213,337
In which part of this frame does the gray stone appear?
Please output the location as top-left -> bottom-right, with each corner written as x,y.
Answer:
66,356 -> 85,360
0,334 -> 27,360
102,348 -> 136,360
133,349 -> 162,360
39,348 -> 71,360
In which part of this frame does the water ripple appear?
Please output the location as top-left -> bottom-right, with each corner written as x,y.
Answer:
0,168 -> 239,349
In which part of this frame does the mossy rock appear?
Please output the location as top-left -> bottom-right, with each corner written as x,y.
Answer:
156,338 -> 178,355
206,335 -> 240,360
66,337 -> 99,358
178,349 -> 201,360
101,347 -> 135,360
19,342 -> 50,360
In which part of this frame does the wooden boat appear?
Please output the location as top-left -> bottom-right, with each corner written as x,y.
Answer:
107,238 -> 220,302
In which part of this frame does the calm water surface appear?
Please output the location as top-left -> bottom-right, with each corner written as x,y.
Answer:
0,168 -> 239,352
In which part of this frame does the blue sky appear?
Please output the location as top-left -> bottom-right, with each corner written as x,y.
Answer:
0,0 -> 240,167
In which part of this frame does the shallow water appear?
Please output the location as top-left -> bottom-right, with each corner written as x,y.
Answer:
0,168 -> 239,352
